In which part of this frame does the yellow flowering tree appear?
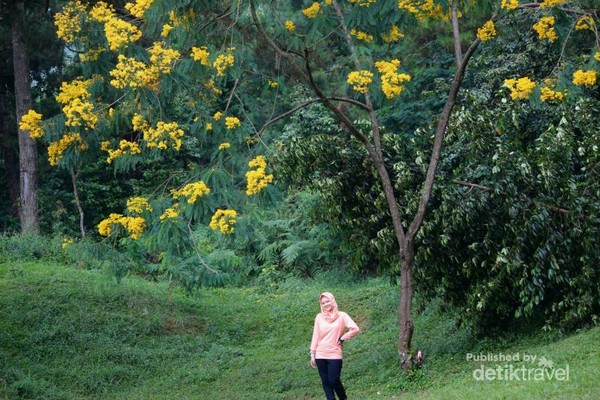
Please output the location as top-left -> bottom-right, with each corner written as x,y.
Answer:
245,0 -> 600,370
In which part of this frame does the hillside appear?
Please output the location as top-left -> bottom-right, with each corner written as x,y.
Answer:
1,261 -> 598,399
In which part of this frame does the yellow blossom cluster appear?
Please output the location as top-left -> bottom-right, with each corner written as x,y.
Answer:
398,0 -> 449,22
268,80 -> 278,88
54,1 -> 86,43
225,116 -> 241,129
218,142 -> 231,150
348,0 -> 378,6
191,46 -> 211,66
89,2 -> 115,23
206,123 -> 213,131
533,16 -> 557,42
572,70 -> 597,86
126,196 -> 153,214
124,0 -> 154,19
104,17 -> 142,51
161,11 -> 181,37
48,133 -> 88,166
285,20 -> 296,31
375,59 -> 411,99
131,114 -> 184,151
20,110 -> 44,139
382,25 -> 404,43
209,209 -> 237,234
213,51 -> 235,77
62,237 -> 74,249
80,48 -> 105,62
98,213 -> 145,239
246,155 -> 274,196
595,52 -> 600,62
204,79 -> 223,96
56,78 -> 98,129
160,204 -> 179,221
575,15 -> 595,31
351,29 -> 374,43
347,70 -> 374,94
540,0 -> 567,8
540,86 -> 565,102
148,41 -> 181,74
171,181 -> 211,204
109,44 -> 177,90
477,21 -> 496,41
303,2 -> 321,18
504,77 -> 536,100
213,111 -> 223,121
101,139 -> 142,163
501,0 -> 519,10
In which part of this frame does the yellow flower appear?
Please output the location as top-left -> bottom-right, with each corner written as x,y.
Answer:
285,20 -> 296,31
246,156 -> 273,196
191,46 -> 211,66
382,25 -> 404,43
171,181 -> 211,204
218,142 -> 231,150
126,197 -> 153,214
504,77 -> 536,100
20,110 -> 44,139
124,0 -> 154,19
213,52 -> 235,76
225,116 -> 241,129
539,0 -> 566,8
62,237 -> 74,249
268,80 -> 278,88
98,213 -> 145,239
90,2 -> 115,23
351,29 -> 374,43
102,140 -> 142,163
572,70 -> 597,86
206,123 -> 213,131
54,1 -> 86,43
209,209 -> 237,234
501,0 -> 519,10
540,87 -> 565,102
595,52 -> 600,62
303,2 -> 321,18
477,21 -> 496,41
375,59 -> 411,99
347,70 -> 374,94
575,15 -> 595,31
104,16 -> 142,51
533,16 -> 557,42
213,111 -> 223,121
348,0 -> 377,6
160,204 -> 179,221
47,133 -> 88,166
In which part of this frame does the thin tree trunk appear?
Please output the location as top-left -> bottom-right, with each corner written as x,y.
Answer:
12,2 -> 39,235
0,84 -> 20,221
70,168 -> 86,239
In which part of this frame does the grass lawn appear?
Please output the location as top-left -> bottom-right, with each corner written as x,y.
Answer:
1,261 -> 598,399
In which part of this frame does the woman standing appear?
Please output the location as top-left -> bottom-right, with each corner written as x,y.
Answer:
310,292 -> 360,400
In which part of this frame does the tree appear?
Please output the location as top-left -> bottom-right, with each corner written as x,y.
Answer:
245,0 -> 599,369
11,1 -> 39,234
30,0 -> 599,371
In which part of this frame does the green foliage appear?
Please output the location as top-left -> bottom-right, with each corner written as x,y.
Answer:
415,91 -> 600,332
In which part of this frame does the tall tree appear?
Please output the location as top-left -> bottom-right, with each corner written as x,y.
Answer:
11,1 -> 39,234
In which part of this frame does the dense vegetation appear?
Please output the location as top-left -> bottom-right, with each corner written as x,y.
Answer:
1,0 -> 598,385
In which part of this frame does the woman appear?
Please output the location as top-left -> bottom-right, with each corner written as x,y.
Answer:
310,292 -> 360,400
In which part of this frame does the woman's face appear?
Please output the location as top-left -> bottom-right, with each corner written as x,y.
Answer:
320,297 -> 333,312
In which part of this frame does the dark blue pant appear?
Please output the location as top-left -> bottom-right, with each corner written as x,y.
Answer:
315,359 -> 347,400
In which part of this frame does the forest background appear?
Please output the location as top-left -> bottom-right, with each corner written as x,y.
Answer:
0,0 -> 599,392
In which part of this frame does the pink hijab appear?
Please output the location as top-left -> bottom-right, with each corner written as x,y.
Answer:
319,292 -> 340,322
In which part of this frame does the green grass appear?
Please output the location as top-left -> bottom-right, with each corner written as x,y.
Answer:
1,261 -> 598,399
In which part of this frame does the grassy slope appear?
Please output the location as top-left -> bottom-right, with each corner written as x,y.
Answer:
0,261 -> 598,399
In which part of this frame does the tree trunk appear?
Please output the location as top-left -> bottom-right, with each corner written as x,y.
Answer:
12,2 -> 39,235
398,242 -> 415,370
70,168 -> 86,239
0,84 -> 20,221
